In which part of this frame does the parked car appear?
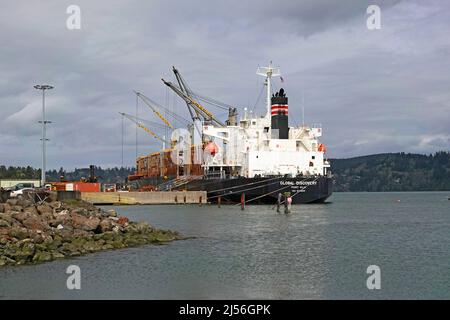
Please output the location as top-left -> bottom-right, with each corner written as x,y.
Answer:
9,187 -> 35,198
6,183 -> 35,191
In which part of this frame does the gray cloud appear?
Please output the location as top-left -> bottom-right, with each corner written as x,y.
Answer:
0,0 -> 449,169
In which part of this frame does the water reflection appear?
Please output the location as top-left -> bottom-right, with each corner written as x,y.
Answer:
1,192 -> 449,299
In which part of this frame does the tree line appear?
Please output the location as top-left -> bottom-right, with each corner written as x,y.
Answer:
1,151 -> 449,191
0,166 -> 135,184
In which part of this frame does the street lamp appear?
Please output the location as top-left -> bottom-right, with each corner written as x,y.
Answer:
34,84 -> 54,187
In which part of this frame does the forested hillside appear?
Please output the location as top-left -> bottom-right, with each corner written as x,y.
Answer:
331,152 -> 450,191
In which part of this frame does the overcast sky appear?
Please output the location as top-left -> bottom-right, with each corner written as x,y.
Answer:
1,0 -> 449,169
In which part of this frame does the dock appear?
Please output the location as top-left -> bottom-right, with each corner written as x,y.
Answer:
80,191 -> 207,205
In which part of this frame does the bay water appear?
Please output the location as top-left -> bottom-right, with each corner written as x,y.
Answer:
0,192 -> 449,299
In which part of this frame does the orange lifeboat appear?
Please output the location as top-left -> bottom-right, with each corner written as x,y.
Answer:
318,143 -> 326,153
204,142 -> 219,157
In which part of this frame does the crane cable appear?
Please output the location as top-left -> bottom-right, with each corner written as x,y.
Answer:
120,112 -> 172,130
135,92 -> 173,129
120,112 -> 167,144
136,91 -> 191,127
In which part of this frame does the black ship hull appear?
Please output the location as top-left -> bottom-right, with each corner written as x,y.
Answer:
136,175 -> 333,204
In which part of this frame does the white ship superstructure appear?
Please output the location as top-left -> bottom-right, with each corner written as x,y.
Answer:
202,63 -> 330,178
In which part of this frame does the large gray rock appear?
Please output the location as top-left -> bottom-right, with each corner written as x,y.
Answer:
13,240 -> 36,264
49,215 -> 70,228
28,231 -> 45,244
0,213 -> 13,223
49,201 -> 62,209
16,198 -> 33,208
8,226 -> 29,240
73,229 -> 94,239
10,205 -> 24,212
71,208 -> 89,216
32,251 -> 52,263
11,211 -> 31,223
55,228 -> 74,242
22,216 -> 48,231
136,221 -> 153,233
6,199 -> 18,206
99,218 -> 113,232
0,228 -> 10,238
23,206 -> 38,216
0,203 -> 11,213
0,256 -> 16,266
0,219 -> 11,228
71,214 -> 100,232
105,209 -> 118,217
36,204 -> 53,217
47,192 -> 58,202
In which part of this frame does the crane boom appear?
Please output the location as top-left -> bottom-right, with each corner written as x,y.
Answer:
172,66 -> 202,139
119,112 -> 168,144
172,67 -> 234,111
172,66 -> 200,118
120,112 -> 170,130
162,78 -> 225,127
134,91 -> 174,129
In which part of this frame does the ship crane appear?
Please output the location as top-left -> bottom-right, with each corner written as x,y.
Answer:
171,66 -> 202,139
162,71 -> 225,128
119,112 -> 169,144
134,91 -> 191,129
134,91 -> 174,129
171,66 -> 200,121
122,113 -> 171,130
162,78 -> 224,127
171,67 -> 235,112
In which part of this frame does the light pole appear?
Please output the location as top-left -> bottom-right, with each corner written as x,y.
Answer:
135,92 -> 139,159
121,112 -> 124,167
34,84 -> 53,187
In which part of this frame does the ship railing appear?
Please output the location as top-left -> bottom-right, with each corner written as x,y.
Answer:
156,175 -> 203,191
203,171 -> 231,180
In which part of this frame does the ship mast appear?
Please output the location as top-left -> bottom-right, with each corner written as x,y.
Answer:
256,61 -> 281,119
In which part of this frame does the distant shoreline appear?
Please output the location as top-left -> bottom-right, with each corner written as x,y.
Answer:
1,151 -> 449,192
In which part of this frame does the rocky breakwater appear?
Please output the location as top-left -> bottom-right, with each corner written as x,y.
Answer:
0,197 -> 182,266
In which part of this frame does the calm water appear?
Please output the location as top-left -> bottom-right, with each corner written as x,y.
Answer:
0,192 -> 449,299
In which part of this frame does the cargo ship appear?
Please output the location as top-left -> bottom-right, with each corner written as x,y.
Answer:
128,63 -> 333,204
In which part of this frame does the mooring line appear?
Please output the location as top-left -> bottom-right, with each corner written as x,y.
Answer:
207,176 -> 282,194
207,180 -> 282,200
235,185 -> 291,205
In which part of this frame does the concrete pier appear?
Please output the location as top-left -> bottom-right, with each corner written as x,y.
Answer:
80,191 -> 207,205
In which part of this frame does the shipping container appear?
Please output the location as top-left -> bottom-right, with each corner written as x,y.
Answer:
73,182 -> 101,192
49,182 -> 101,192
